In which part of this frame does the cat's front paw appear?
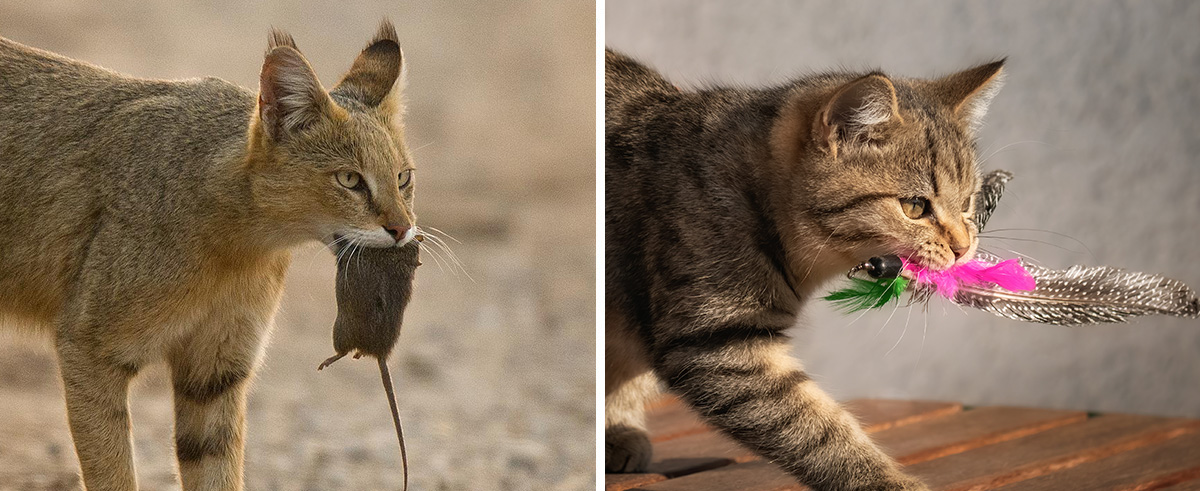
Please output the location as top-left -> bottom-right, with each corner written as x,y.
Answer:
605,424 -> 652,473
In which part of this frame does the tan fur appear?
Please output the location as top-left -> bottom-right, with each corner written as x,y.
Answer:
0,21 -> 415,490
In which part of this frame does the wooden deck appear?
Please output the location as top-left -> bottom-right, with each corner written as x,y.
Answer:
605,398 -> 1200,491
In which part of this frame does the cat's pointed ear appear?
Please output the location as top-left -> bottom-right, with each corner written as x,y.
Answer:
256,30 -> 334,141
813,74 -> 901,157
331,20 -> 404,110
933,59 -> 1005,131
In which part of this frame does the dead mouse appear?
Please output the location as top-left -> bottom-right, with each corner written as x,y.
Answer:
318,238 -> 421,491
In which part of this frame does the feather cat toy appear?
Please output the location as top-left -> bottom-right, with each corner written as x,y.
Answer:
826,170 -> 1200,325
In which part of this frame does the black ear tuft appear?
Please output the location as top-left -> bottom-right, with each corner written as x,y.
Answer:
331,20 -> 404,108
267,28 -> 298,55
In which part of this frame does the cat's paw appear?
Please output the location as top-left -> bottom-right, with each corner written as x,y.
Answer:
605,424 -> 652,473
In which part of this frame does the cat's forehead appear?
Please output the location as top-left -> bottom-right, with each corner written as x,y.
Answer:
296,112 -> 405,173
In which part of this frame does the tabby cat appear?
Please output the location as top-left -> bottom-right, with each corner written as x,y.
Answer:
605,49 -> 1004,490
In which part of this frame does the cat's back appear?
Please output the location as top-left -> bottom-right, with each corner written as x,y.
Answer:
604,49 -> 679,126
0,36 -> 254,167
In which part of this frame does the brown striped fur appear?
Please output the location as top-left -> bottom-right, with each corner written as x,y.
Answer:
0,21 -> 414,490
605,49 -> 1004,490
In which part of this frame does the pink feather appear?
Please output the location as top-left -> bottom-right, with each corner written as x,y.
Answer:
903,258 -> 1036,299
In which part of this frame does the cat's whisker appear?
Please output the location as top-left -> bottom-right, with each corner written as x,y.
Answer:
799,224 -> 840,287
978,140 -> 1048,167
981,228 -> 1094,258
411,140 -> 435,153
916,302 -> 929,366
872,287 -> 907,339
302,233 -> 350,270
417,241 -> 450,274
979,235 -> 1089,256
417,237 -> 456,274
417,228 -> 474,282
885,309 -> 909,356
424,226 -> 462,244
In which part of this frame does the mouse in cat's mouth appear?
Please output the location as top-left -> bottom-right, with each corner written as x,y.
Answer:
319,235 -> 423,491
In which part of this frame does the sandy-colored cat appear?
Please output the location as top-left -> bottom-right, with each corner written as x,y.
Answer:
0,22 -> 417,490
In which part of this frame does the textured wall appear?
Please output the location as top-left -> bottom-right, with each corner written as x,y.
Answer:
607,0 -> 1200,416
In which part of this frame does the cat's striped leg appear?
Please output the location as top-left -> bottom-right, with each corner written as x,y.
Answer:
653,326 -> 926,491
168,312 -> 269,491
57,338 -> 139,491
605,312 -> 659,472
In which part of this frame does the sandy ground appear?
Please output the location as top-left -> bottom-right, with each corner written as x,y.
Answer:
0,1 -> 595,490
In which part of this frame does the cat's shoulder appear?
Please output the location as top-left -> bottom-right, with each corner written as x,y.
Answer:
605,49 -> 676,96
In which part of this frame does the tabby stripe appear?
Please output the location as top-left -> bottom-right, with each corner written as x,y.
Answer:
811,192 -> 895,217
173,367 -> 249,404
175,426 -> 233,462
926,126 -> 941,195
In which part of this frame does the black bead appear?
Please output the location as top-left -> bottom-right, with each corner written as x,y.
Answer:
867,255 -> 904,279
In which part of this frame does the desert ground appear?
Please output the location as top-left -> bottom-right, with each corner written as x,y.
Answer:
0,1 -> 595,490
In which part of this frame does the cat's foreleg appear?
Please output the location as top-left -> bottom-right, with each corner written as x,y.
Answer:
605,372 -> 658,472
168,310 -> 271,491
56,336 -> 140,491
653,326 -> 926,491
604,313 -> 659,472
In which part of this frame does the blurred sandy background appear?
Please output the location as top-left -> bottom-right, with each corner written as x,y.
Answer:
608,1 -> 1200,416
0,1 -> 594,490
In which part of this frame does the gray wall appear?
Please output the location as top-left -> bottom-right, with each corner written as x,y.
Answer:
608,0 -> 1200,417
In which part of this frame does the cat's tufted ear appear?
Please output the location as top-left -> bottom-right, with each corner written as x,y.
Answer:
332,20 -> 404,110
256,30 -> 335,141
813,74 -> 902,158
932,59 -> 1005,132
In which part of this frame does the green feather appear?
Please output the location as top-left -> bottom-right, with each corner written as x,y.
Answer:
824,276 -> 910,312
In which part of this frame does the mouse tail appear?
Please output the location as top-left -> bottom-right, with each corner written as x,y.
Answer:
378,357 -> 409,491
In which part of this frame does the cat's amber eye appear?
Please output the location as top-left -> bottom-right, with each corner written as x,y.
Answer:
336,171 -> 362,189
398,169 -> 413,189
900,197 -> 931,219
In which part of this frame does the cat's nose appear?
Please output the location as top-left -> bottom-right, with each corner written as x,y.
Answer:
384,224 -> 410,241
951,244 -> 969,260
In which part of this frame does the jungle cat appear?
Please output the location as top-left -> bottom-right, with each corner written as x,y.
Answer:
605,49 -> 1004,490
0,22 -> 417,490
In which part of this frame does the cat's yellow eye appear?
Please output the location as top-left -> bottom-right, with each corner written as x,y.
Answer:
900,197 -> 930,219
398,169 -> 413,189
336,171 -> 361,189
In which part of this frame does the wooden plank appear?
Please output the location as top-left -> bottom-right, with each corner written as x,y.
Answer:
634,461 -> 804,491
613,398 -> 964,484
847,399 -> 963,433
873,406 -> 1087,465
1162,479 -> 1200,490
906,414 -> 1200,491
990,431 -> 1200,491
646,431 -> 755,477
646,398 -> 709,442
627,406 -> 1081,491
606,473 -> 667,491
